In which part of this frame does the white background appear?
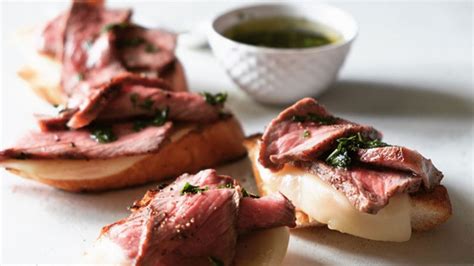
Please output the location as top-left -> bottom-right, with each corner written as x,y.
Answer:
1,1 -> 473,264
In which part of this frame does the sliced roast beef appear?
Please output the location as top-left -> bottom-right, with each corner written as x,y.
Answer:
37,76 -> 221,130
60,2 -> 132,94
97,86 -> 222,123
356,146 -> 443,189
38,12 -> 68,59
101,169 -> 296,265
294,160 -> 422,213
237,193 -> 296,233
259,98 -> 382,170
37,74 -> 171,130
0,122 -> 173,160
114,25 -> 176,72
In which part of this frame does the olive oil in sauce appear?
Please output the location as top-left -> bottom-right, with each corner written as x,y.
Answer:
223,16 -> 341,49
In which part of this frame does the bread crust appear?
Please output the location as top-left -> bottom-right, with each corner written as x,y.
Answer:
5,117 -> 246,192
243,135 -> 452,232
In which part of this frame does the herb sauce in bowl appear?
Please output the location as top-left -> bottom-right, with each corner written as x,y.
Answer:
223,16 -> 341,49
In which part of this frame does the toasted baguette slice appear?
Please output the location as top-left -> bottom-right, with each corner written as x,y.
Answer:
244,135 -> 452,236
15,27 -> 188,105
1,117 -> 245,192
84,226 -> 290,266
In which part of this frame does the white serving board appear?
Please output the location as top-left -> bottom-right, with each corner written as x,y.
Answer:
1,1 -> 473,264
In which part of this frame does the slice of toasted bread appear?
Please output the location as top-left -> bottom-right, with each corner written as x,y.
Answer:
2,117 -> 246,192
243,134 -> 452,232
15,27 -> 188,105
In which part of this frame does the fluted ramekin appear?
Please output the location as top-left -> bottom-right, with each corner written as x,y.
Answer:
208,3 -> 358,105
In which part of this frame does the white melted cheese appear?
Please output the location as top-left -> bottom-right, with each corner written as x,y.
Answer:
0,126 -> 196,181
255,151 -> 412,242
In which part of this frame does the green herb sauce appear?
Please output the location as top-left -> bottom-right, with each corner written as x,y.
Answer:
201,92 -> 228,106
90,126 -> 117,144
180,182 -> 209,195
223,16 -> 340,49
133,107 -> 169,132
326,133 -> 388,168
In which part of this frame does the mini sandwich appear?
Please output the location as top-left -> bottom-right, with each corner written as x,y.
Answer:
17,0 -> 187,105
245,98 -> 452,242
0,1 -> 245,192
85,169 -> 296,265
0,75 -> 245,191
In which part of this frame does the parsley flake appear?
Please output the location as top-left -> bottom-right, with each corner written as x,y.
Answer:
326,133 -> 388,168
90,126 -> 117,144
201,92 -> 227,106
180,182 -> 208,195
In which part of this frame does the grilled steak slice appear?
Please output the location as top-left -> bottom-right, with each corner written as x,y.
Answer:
356,146 -> 443,189
60,2 -> 132,94
259,98 -> 381,170
38,12 -> 68,59
39,2 -> 132,59
98,87 -> 222,123
37,74 -> 170,130
101,169 -> 296,265
114,25 -> 176,72
237,193 -> 296,233
294,161 -> 422,213
65,74 -> 172,129
36,74 -> 221,130
0,122 -> 173,160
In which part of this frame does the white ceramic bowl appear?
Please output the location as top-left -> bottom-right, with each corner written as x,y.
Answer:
208,4 -> 358,105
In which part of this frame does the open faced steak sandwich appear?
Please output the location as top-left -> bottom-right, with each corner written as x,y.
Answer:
0,76 -> 245,191
85,169 -> 296,265
244,98 -> 452,242
17,0 -> 187,105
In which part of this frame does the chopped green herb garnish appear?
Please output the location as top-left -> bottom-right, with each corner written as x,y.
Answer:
133,120 -> 149,132
181,182 -> 208,195
208,256 -> 224,266
325,133 -> 388,168
151,107 -> 169,126
117,37 -> 146,48
145,43 -> 158,53
90,126 -> 117,144
242,188 -> 260,198
132,107 -> 169,132
292,113 -> 335,125
139,97 -> 154,110
101,22 -> 129,33
52,104 -> 59,108
201,92 -> 228,106
303,130 -> 311,138
130,93 -> 138,108
77,73 -> 84,81
365,138 -> 388,149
